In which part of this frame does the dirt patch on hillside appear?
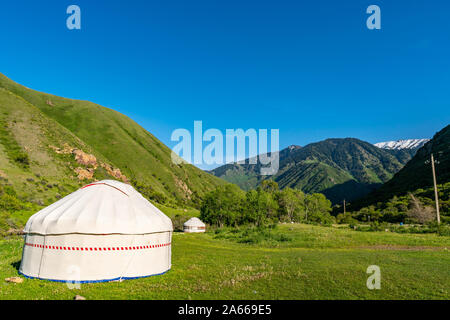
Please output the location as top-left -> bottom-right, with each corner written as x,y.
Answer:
174,176 -> 192,199
49,144 -> 128,182
357,245 -> 447,251
11,119 -> 54,169
49,143 -> 73,155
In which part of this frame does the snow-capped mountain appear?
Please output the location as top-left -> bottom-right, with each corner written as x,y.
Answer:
374,139 -> 429,150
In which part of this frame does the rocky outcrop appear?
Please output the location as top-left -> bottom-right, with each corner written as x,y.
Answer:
73,149 -> 97,167
50,144 -> 97,167
101,163 -> 128,183
74,167 -> 94,180
5,277 -> 23,284
50,144 -> 128,182
174,176 -> 192,199
49,143 -> 73,155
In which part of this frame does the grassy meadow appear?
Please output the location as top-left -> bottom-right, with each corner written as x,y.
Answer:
1,223 -> 449,300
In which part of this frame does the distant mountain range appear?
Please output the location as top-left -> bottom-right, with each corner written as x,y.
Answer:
0,73 -> 225,208
353,125 -> 450,209
210,138 -> 418,204
374,139 -> 429,150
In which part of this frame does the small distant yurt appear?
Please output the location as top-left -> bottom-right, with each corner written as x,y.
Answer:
19,180 -> 173,283
183,217 -> 206,233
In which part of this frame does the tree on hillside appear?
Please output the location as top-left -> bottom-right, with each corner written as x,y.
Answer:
200,184 -> 245,227
259,180 -> 279,194
258,190 -> 279,223
354,205 -> 380,222
304,193 -> 334,224
244,190 -> 262,225
380,204 -> 402,223
278,188 -> 305,222
244,189 -> 279,226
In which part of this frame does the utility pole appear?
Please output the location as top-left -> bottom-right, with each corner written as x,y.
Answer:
430,153 -> 441,224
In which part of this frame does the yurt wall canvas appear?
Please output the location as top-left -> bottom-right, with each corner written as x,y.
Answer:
19,180 -> 173,283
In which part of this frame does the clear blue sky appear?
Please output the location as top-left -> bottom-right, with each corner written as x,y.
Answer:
1,0 -> 449,168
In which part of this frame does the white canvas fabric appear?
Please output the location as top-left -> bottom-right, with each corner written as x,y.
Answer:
19,180 -> 173,283
183,217 -> 206,233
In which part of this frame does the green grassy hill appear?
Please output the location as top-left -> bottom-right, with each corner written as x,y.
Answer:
211,139 -> 414,203
0,73 -> 225,216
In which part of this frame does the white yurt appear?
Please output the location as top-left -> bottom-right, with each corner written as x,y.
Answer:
19,180 -> 173,283
183,217 -> 206,233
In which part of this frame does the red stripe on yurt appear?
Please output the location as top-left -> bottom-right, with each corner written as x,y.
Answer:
80,182 -> 129,196
25,242 -> 171,251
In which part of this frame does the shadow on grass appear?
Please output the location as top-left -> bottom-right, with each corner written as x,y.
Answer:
11,260 -> 21,271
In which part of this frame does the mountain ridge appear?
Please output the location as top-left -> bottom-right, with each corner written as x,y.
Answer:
210,138 -> 415,203
352,125 -> 450,209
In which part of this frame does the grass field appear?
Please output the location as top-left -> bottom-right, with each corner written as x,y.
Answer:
1,224 -> 449,300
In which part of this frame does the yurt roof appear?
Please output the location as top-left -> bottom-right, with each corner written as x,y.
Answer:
24,180 -> 173,235
184,217 -> 206,227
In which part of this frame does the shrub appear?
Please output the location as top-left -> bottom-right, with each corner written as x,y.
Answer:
13,152 -> 30,166
171,214 -> 190,232
0,185 -> 17,197
407,194 -> 436,224
336,212 -> 357,224
437,224 -> 450,236
0,193 -> 23,211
